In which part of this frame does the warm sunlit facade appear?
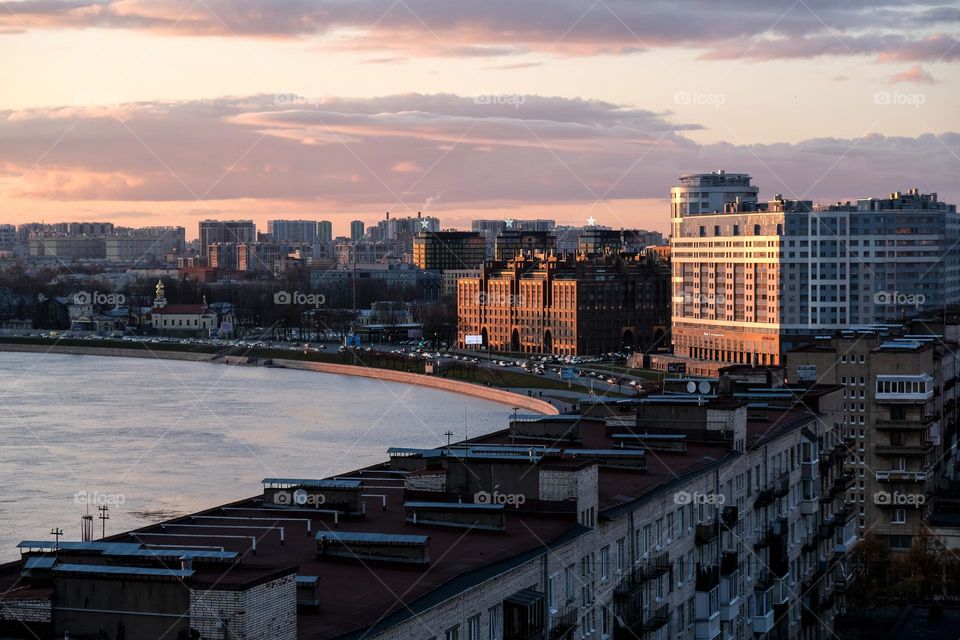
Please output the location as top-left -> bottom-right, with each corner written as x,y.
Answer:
457,253 -> 670,355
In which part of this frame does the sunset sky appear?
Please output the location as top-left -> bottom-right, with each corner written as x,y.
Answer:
0,0 -> 958,238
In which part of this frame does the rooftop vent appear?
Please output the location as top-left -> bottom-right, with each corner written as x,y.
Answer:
404,501 -> 506,532
316,531 -> 430,565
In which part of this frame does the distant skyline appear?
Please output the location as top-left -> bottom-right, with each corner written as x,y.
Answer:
1,1 -> 957,238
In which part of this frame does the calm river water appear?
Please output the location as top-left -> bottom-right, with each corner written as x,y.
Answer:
0,352 -> 513,561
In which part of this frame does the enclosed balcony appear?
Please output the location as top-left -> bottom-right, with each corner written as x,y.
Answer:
719,553 -> 740,622
773,572 -> 791,605
752,575 -> 775,634
875,469 -> 929,482
874,374 -> 933,403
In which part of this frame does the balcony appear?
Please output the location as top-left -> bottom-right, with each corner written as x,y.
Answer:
802,531 -> 818,554
830,472 -> 855,497
817,521 -> 833,541
754,486 -> 775,509
774,572 -> 791,605
833,567 -> 853,593
753,527 -> 772,549
720,550 -> 738,576
875,418 -> 932,431
773,472 -> 790,498
875,469 -> 928,482
696,563 -> 721,591
720,505 -> 738,529
695,610 -> 721,640
641,604 -> 670,632
833,505 -> 855,526
875,442 -> 934,456
801,495 -> 819,515
818,449 -> 835,470
548,608 -> 578,640
696,521 -> 719,546
719,556 -> 740,623
752,579 -> 775,637
875,374 -> 933,403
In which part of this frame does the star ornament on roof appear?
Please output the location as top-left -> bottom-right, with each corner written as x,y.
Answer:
504,218 -> 515,229
586,216 -> 597,226
420,218 -> 430,229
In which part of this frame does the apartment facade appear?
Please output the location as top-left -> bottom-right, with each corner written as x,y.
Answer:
268,219 -> 320,244
787,331 -> 959,549
457,253 -> 670,356
670,174 -> 959,373
413,231 -> 486,272
198,220 -> 256,257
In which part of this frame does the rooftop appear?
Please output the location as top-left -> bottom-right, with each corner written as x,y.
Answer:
0,393 -> 827,639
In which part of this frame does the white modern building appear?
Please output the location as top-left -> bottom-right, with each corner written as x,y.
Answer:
666,172 -> 959,375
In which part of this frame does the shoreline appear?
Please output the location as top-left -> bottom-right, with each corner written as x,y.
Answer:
0,342 -> 560,415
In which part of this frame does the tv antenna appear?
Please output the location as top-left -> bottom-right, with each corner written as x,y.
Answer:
98,505 -> 110,539
50,528 -> 63,556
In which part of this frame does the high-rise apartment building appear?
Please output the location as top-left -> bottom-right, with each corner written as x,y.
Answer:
412,231 -> 486,272
349,220 -> 365,241
668,173 -> 959,375
317,220 -> 333,243
0,224 -> 15,251
267,220 -> 318,244
208,242 -> 241,270
198,220 -> 256,257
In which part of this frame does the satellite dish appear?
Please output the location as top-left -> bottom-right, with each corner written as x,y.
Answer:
686,381 -> 697,393
699,381 -> 711,394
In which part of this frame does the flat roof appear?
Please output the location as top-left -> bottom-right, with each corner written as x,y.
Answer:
316,531 -> 430,545
262,478 -> 362,489
0,397 -> 822,639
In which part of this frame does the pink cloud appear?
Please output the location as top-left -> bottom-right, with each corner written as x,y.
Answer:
886,63 -> 939,84
391,161 -> 424,173
0,93 -> 957,221
0,0 -> 956,62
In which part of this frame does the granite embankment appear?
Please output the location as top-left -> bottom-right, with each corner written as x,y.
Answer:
0,342 -> 559,415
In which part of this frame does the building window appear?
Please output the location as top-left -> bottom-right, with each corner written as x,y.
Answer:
601,546 -> 610,582
892,509 -> 906,524
445,626 -> 459,640
468,615 -> 480,640
488,605 -> 502,640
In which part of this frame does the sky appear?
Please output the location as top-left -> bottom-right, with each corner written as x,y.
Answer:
0,0 -> 957,239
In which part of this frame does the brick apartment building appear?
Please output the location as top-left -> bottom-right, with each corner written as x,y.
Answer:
457,253 -> 671,356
